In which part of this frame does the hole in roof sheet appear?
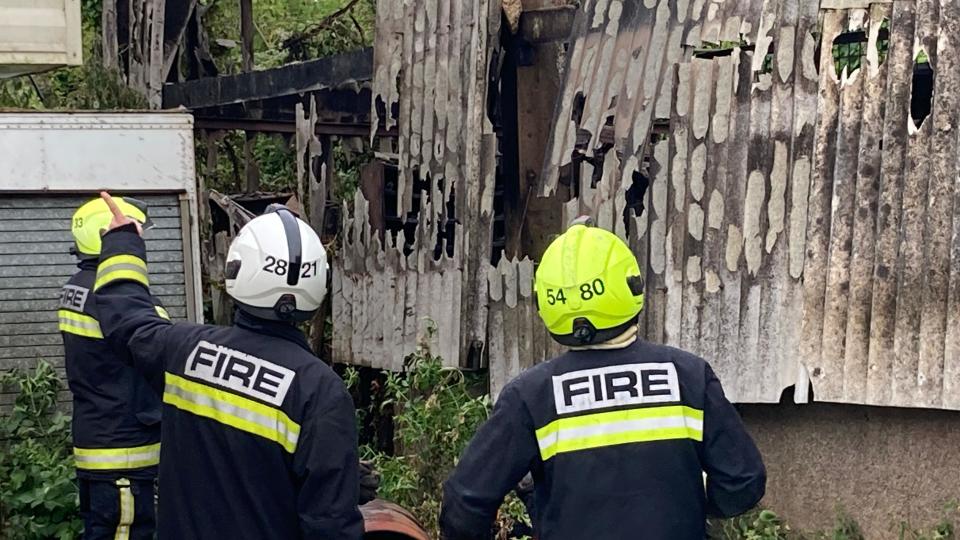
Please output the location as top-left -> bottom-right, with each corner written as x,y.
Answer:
875,19 -> 890,66
571,91 -> 586,125
623,169 -> 650,233
911,48 -> 934,130
830,22 -> 889,80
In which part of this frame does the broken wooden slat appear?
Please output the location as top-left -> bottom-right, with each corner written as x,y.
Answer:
913,0 -> 951,408
820,0 -> 892,9
784,0 -> 821,404
680,57 -> 714,357
502,258 -> 522,387
697,53 -> 733,369
890,0 -> 937,407
714,48 -> 752,401
839,5 -> 890,403
865,0 -> 915,405
800,10 -> 845,400
645,139 -> 670,346
820,59 -> 864,403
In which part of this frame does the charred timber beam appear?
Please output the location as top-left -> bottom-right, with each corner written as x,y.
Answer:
193,117 -> 397,138
162,0 -> 199,77
163,48 -> 373,110
519,7 -> 576,44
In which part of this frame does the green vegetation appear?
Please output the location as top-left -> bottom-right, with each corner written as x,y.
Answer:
345,344 -> 520,538
202,0 -> 375,72
0,362 -> 82,540
708,506 -> 958,540
0,0 -> 144,110
0,0 -> 374,200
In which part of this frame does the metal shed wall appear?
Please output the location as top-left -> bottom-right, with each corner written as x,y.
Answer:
0,194 -> 193,408
331,0 -> 502,369
0,0 -> 83,78
485,0 -> 960,408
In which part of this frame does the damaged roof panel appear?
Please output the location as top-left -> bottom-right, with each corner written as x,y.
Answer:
332,0 -> 500,369
494,0 -> 960,410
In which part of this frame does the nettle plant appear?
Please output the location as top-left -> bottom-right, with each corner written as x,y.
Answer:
0,361 -> 82,540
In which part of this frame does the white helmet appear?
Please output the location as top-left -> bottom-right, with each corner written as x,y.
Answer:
224,206 -> 328,322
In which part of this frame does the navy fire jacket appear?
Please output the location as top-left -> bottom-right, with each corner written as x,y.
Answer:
94,225 -> 363,540
59,259 -> 163,480
441,340 -> 766,540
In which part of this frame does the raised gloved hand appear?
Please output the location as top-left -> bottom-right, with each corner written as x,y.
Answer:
100,191 -> 144,236
359,460 -> 380,505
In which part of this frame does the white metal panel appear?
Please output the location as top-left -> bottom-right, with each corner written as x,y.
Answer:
0,112 -> 203,323
0,0 -> 82,78
0,113 -> 196,195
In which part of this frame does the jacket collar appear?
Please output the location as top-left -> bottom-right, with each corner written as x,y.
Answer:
233,309 -> 313,353
569,324 -> 639,351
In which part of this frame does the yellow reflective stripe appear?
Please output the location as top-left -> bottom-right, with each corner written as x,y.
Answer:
58,309 -> 103,339
155,305 -> 170,320
74,443 -> 161,470
535,405 -> 704,461
95,255 -> 149,291
114,478 -> 134,540
162,373 -> 301,453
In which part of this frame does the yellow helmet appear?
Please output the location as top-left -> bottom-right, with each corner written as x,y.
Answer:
534,217 -> 645,346
71,196 -> 150,258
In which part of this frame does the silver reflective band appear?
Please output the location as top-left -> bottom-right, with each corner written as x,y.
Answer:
58,309 -> 104,339
537,415 -> 704,453
73,443 -> 161,470
163,377 -> 300,452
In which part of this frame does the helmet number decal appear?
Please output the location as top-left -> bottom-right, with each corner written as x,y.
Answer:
300,261 -> 319,279
263,256 -> 319,279
262,255 -> 288,276
73,217 -> 83,229
546,289 -> 567,305
545,279 -> 605,305
579,279 -> 605,300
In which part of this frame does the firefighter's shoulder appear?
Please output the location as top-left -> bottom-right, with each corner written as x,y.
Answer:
633,340 -> 710,380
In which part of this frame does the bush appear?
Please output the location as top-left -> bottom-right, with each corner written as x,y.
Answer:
348,346 -> 530,538
0,361 -> 82,540
709,509 -> 791,540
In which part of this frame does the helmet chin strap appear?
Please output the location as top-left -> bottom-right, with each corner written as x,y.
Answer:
570,325 -> 639,351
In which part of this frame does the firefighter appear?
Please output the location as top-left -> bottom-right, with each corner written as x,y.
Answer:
61,197 -> 164,540
440,218 -> 767,540
93,192 -> 363,539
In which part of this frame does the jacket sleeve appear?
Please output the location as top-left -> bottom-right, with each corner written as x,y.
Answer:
94,224 -> 175,387
292,377 -> 364,539
440,384 -> 539,540
700,363 -> 767,518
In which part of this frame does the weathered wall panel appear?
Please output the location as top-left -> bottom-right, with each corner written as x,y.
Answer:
491,0 -> 960,410
333,0 -> 499,369
348,0 -> 960,411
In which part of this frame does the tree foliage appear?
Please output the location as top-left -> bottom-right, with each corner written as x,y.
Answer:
202,0 -> 375,72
